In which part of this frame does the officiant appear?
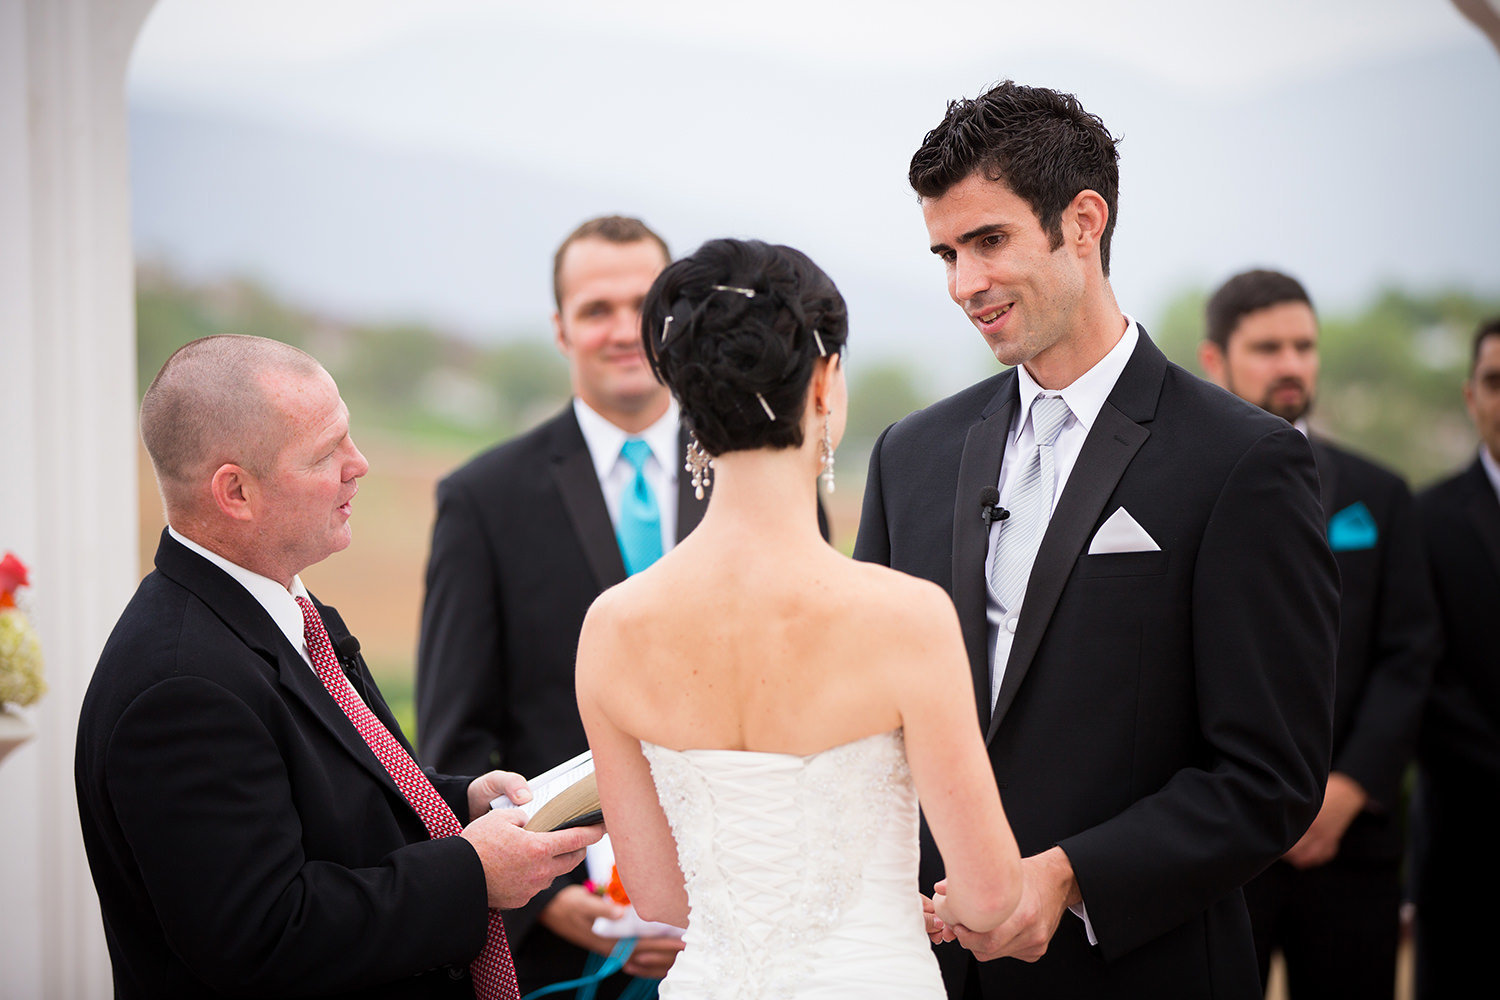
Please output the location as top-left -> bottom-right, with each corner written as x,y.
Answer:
75,334 -> 600,999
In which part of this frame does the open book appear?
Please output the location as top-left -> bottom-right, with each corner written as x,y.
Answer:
490,749 -> 602,832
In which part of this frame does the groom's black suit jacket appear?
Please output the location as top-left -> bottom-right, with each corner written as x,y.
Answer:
76,530 -> 488,999
854,331 -> 1339,1000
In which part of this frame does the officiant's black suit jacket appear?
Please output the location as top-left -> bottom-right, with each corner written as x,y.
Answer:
1411,457 -> 1500,997
75,530 -> 488,999
854,331 -> 1339,1000
415,403 -> 709,993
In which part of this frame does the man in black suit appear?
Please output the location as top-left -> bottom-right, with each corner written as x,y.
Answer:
416,216 -> 694,993
853,81 -> 1339,999
1199,269 -> 1439,999
1411,316 -> 1500,1000
75,335 -> 599,1000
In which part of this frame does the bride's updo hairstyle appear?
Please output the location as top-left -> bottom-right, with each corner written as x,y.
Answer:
642,238 -> 848,456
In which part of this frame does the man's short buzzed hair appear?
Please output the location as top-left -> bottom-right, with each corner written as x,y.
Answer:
1205,269 -> 1315,350
140,335 -> 322,517
551,215 -> 670,309
1472,316 -> 1500,375
909,80 -> 1121,275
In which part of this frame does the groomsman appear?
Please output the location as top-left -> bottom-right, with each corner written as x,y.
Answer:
1411,316 -> 1500,1000
1199,268 -> 1439,999
416,216 -> 693,993
855,80 -> 1338,999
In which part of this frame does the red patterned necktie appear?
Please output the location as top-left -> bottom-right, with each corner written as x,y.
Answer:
296,596 -> 519,1000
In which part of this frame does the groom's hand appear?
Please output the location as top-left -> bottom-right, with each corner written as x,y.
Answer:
923,887 -> 957,944
952,848 -> 1078,963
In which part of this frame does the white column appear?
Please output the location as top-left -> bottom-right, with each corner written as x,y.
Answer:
0,1 -> 157,996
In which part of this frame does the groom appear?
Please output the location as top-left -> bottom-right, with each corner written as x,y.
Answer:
854,81 -> 1339,998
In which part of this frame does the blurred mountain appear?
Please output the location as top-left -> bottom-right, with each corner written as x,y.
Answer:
129,36 -> 1499,394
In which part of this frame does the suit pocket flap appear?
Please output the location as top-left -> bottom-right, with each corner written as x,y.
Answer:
1074,549 -> 1169,578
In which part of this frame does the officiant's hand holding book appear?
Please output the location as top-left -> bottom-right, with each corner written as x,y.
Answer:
491,749 -> 603,832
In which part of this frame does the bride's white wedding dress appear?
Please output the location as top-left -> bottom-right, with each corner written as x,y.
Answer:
640,729 -> 945,999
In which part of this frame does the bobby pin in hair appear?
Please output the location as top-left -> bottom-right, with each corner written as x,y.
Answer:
711,284 -> 756,298
755,393 -> 776,420
812,328 -> 828,357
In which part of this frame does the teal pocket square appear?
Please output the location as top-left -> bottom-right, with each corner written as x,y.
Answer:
1328,502 -> 1378,551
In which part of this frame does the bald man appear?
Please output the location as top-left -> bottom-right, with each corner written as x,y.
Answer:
75,335 -> 601,1000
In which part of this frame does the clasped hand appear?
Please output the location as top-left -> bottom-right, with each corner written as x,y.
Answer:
460,770 -> 605,910
925,848 -> 1078,963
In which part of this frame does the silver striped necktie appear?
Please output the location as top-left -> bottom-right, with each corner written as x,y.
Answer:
989,394 -> 1072,615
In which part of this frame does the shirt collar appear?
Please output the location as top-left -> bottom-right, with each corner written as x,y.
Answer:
168,526 -> 310,654
1480,444 -> 1500,503
573,396 -> 680,483
1015,314 -> 1139,433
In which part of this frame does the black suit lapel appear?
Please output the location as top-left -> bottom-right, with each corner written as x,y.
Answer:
269,626 -> 409,802
951,375 -> 1019,732
1309,436 -> 1340,519
1463,459 -> 1500,575
986,333 -> 1163,742
152,531 -> 406,801
315,600 -> 414,755
675,424 -> 709,541
549,408 -> 628,589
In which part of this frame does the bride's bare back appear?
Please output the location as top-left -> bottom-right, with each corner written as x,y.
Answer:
590,529 -> 944,756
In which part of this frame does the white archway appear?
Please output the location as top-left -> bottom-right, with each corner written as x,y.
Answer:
1,0 -> 156,994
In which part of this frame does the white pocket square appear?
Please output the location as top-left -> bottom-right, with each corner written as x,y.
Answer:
1088,507 -> 1161,555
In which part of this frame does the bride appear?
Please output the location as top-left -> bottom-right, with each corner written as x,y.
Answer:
575,238 -> 1020,998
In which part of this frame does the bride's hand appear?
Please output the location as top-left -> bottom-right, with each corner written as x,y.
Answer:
924,882 -> 957,944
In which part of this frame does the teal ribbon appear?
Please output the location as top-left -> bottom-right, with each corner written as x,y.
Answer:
522,938 -> 642,1000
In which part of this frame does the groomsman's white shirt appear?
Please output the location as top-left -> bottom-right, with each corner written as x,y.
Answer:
574,396 -> 680,556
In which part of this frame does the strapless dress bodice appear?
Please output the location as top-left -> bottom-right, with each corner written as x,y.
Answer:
640,729 -> 944,999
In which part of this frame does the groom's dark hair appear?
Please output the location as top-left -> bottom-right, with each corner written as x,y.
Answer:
909,80 -> 1121,275
642,238 -> 848,456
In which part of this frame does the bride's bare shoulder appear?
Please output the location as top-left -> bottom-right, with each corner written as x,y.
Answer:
841,560 -> 959,632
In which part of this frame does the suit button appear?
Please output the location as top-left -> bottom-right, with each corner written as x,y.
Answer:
446,964 -> 467,981
1005,617 -> 1018,633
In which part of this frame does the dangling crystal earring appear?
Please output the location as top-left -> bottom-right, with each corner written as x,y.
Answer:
819,415 -> 836,494
685,432 -> 714,500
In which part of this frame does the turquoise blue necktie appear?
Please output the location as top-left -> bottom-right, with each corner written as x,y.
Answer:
616,439 -> 663,576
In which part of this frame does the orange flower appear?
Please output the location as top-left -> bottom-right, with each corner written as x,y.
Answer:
605,865 -> 630,906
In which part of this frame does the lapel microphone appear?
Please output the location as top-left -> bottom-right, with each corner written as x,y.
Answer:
332,634 -> 366,698
333,634 -> 361,668
980,487 -> 1010,528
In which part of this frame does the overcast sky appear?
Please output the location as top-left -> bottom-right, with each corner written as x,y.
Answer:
132,0 -> 1478,98
125,1 -> 1499,387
